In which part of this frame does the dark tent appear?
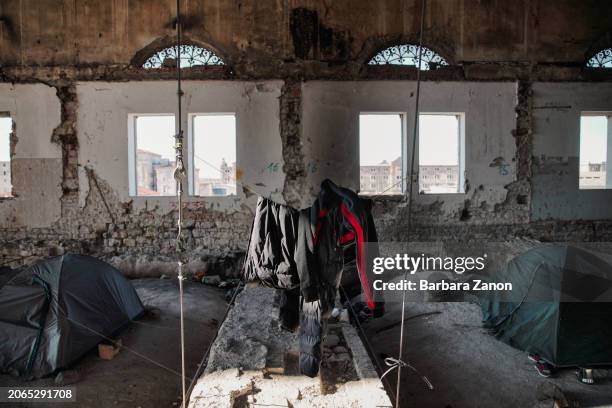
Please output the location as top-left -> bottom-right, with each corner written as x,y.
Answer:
480,245 -> 612,367
0,254 -> 144,378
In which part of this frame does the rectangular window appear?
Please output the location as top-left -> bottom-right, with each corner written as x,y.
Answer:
418,113 -> 465,194
0,116 -> 12,197
579,113 -> 611,190
190,114 -> 237,197
359,113 -> 403,195
128,114 -> 176,196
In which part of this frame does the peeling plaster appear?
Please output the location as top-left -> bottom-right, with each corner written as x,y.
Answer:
531,83 -> 612,221
0,84 -> 63,228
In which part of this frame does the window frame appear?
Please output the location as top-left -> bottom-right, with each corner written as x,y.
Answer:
579,111 -> 612,190
127,113 -> 176,197
187,112 -> 238,197
358,112 -> 407,196
367,44 -> 449,70
416,112 -> 466,195
0,113 -> 13,199
585,48 -> 612,69
142,44 -> 226,69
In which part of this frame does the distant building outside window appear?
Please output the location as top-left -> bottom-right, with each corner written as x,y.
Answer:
128,114 -> 176,196
579,113 -> 611,189
418,113 -> 465,194
190,114 -> 237,197
359,114 -> 403,195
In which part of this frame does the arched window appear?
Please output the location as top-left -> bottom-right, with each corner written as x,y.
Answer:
143,44 -> 225,69
586,48 -> 612,68
368,44 -> 448,70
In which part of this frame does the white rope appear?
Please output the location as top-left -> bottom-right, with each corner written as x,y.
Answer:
394,0 -> 431,406
52,271 -> 241,407
173,1 -> 187,407
382,357 -> 434,390
178,262 -> 187,408
43,287 -> 194,382
339,286 -> 397,400
61,310 -> 189,380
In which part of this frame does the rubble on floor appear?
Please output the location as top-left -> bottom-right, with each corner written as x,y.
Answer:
188,285 -> 392,408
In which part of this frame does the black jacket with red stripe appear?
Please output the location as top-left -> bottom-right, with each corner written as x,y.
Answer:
243,179 -> 381,377
296,178 -> 379,311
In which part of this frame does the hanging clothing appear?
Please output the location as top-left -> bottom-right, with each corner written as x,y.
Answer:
243,196 -> 300,290
243,179 -> 382,377
296,179 -> 379,310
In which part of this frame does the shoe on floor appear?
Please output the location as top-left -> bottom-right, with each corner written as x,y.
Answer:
528,353 -> 541,363
529,353 -> 554,377
576,368 -> 595,385
534,361 -> 553,377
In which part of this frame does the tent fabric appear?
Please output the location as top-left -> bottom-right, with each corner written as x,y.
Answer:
481,245 -> 612,367
0,254 -> 144,377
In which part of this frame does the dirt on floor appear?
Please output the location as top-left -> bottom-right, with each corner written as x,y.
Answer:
363,300 -> 612,408
0,278 -> 228,408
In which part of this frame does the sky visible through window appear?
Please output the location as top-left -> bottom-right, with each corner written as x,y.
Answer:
136,115 -> 175,159
359,114 -> 403,194
360,113 -> 462,194
193,115 -> 236,179
419,114 -> 459,165
359,114 -> 402,165
579,115 -> 609,189
0,117 -> 11,162
580,115 -> 607,165
132,114 -> 236,196
359,114 -> 460,166
133,114 -> 236,179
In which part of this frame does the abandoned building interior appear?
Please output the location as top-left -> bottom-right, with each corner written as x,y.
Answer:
1,1 -> 612,407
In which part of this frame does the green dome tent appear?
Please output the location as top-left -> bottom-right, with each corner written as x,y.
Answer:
0,254 -> 144,378
481,245 -> 612,367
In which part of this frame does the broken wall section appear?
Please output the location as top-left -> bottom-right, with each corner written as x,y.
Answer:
73,81 -> 285,271
300,81 -> 521,228
531,82 -> 612,221
0,81 -> 287,273
0,84 -> 63,229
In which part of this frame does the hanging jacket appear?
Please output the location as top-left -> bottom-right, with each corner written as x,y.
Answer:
296,179 -> 379,311
243,196 -> 300,290
295,179 -> 381,376
242,180 -> 382,377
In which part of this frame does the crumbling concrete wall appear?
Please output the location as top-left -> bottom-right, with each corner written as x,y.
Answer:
531,82 -> 612,221
301,81 -> 518,220
0,1 -> 611,269
76,81 -> 284,207
0,81 -> 285,270
0,84 -> 62,228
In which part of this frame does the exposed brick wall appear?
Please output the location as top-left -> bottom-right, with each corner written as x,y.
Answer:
0,2 -> 611,272
280,80 -> 308,208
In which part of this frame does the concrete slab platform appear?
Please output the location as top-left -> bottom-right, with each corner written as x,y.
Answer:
188,285 -> 393,408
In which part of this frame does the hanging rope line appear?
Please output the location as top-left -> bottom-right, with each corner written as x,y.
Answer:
40,262 -> 243,407
55,303 -> 189,381
382,357 -> 434,390
393,0 -> 434,406
172,0 -> 188,407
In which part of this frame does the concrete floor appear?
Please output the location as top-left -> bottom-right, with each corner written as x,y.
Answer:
363,301 -> 612,408
0,278 -> 228,408
3,272 -> 612,407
